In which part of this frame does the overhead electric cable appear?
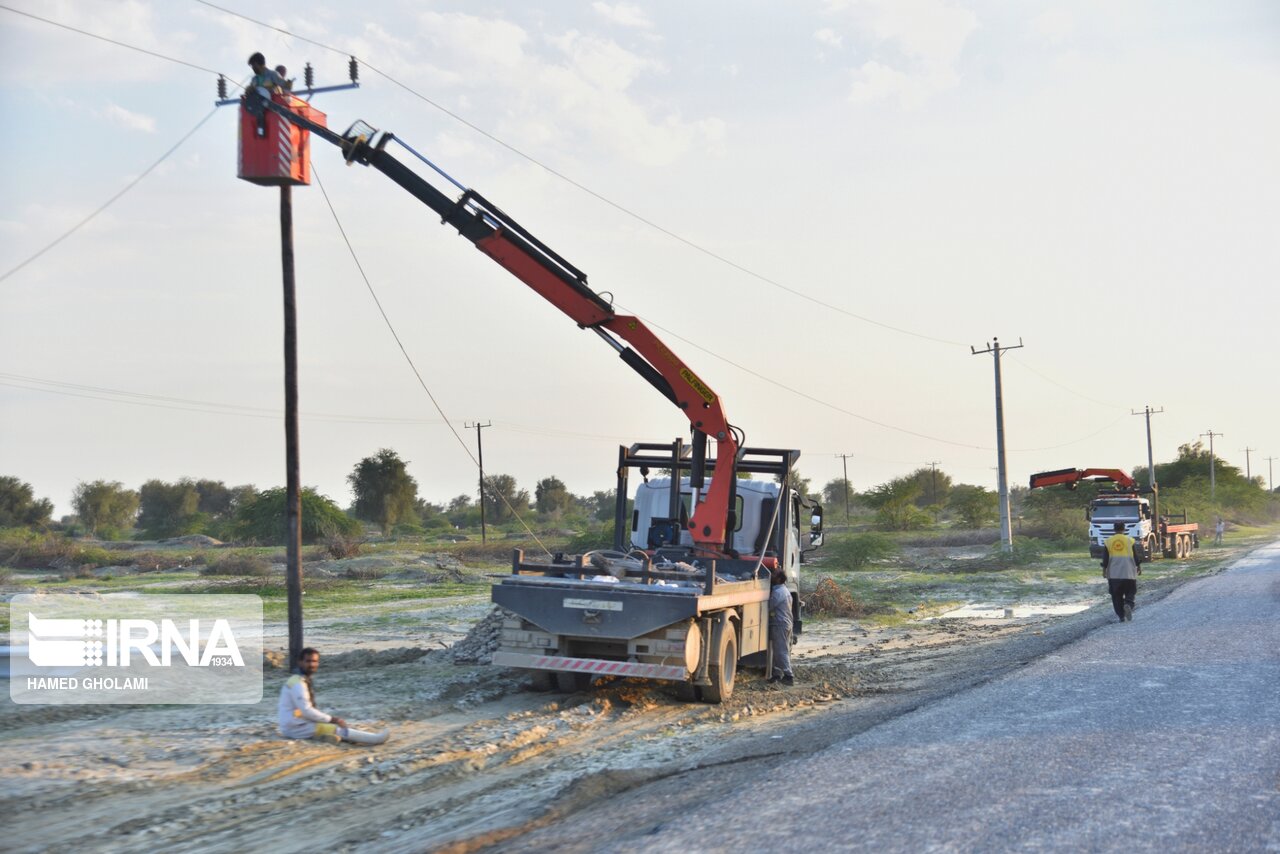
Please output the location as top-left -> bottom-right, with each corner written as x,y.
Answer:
0,104 -> 221,284
311,164 -> 552,557
0,3 -> 239,79
190,0 -> 962,347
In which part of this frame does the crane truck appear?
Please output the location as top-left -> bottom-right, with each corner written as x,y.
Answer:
1028,468 -> 1198,561
250,94 -> 824,702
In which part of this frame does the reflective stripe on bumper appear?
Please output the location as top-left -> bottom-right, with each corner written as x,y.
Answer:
492,651 -> 688,682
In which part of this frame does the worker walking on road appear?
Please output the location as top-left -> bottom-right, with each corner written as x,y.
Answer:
278,647 -> 388,744
1101,523 -> 1142,622
768,567 -> 795,685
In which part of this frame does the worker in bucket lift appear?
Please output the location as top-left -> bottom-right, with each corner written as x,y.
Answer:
245,52 -> 288,137
278,647 -> 388,745
767,567 -> 795,686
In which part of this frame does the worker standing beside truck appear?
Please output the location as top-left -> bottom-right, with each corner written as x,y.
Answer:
1101,524 -> 1142,622
768,568 -> 795,685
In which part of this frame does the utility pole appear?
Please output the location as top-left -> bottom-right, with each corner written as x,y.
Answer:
1132,406 -> 1163,519
1266,456 -> 1276,493
835,453 -> 853,523
467,421 -> 492,543
926,461 -> 941,506
1200,430 -> 1222,502
280,184 -> 303,668
971,337 -> 1023,552
1241,447 -> 1255,482
219,59 -> 360,667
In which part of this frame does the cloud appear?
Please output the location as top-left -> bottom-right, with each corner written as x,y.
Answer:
815,28 -> 844,49
591,3 -> 655,30
824,0 -> 977,107
100,103 -> 156,133
1030,8 -> 1075,45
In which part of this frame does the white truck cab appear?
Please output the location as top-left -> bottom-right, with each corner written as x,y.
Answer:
1087,495 -> 1153,557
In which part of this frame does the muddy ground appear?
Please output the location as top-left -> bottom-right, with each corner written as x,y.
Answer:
0,545 -> 1239,853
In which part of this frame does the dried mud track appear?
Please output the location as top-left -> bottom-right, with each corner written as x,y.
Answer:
0,581 -> 1190,854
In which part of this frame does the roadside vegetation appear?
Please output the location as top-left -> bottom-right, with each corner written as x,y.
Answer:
1,441 -> 1276,633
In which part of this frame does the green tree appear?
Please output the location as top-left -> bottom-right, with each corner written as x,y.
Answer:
948,484 -> 998,529
821,478 -> 855,519
902,466 -> 953,509
138,479 -> 202,539
348,449 -> 419,535
482,474 -> 530,523
535,476 -> 573,519
232,487 -> 360,545
863,477 -> 929,531
71,480 -> 139,536
0,476 -> 53,528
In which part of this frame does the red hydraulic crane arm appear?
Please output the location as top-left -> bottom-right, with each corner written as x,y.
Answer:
1028,467 -> 1137,490
261,103 -> 739,551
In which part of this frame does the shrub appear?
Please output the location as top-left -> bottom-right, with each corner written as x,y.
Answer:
803,576 -> 879,618
565,526 -> 612,555
343,566 -> 385,580
825,533 -> 900,570
986,538 -> 1045,568
231,487 -> 361,545
201,555 -> 271,577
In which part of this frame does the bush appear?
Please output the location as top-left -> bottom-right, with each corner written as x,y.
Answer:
231,487 -> 361,545
201,555 -> 271,577
803,576 -> 878,618
986,538 -> 1045,568
343,566 -> 385,580
825,533 -> 900,570
565,526 -> 612,555
324,533 -> 364,559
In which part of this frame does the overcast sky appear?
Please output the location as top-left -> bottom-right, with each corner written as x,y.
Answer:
2,0 -> 1277,517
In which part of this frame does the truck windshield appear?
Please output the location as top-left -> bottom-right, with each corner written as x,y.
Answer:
1092,504 -> 1138,520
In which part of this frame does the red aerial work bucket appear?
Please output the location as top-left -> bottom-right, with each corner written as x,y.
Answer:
238,94 -> 327,186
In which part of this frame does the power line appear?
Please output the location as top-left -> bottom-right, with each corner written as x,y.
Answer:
0,4 -> 239,80
311,164 -> 551,557
191,0 -> 962,347
0,104 -> 221,284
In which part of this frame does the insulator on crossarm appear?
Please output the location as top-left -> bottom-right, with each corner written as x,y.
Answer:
349,56 -> 359,83
304,62 -> 314,90
217,74 -> 227,100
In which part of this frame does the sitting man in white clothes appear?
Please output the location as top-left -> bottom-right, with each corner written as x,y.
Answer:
278,647 -> 388,745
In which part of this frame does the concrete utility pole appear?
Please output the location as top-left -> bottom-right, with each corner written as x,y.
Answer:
971,337 -> 1023,552
467,421 -> 492,543
1132,406 -> 1163,519
1266,457 -> 1276,493
835,454 -> 853,523
1241,447 -> 1255,482
1200,430 -> 1222,502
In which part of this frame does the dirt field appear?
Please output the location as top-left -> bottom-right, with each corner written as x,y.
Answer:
0,540 -> 1250,853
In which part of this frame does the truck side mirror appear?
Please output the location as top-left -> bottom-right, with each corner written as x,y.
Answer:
808,506 -> 824,549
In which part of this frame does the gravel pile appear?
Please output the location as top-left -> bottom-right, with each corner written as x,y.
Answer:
451,607 -> 515,665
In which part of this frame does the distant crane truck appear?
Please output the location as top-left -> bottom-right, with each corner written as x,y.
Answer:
1028,468 -> 1199,561
253,95 -> 824,702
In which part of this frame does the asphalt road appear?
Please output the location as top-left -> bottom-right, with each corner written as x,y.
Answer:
610,543 -> 1280,853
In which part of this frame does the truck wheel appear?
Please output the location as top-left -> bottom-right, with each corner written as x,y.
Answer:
554,671 -> 590,693
701,623 -> 737,704
1144,535 -> 1157,561
1175,536 -> 1185,559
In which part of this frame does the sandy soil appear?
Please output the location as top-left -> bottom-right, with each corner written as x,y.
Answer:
1,600 -> 1046,854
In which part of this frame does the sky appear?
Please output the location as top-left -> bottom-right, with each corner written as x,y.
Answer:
1,0 -> 1277,517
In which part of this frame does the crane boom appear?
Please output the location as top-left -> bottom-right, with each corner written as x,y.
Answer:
1028,467 -> 1139,491
260,102 -> 739,551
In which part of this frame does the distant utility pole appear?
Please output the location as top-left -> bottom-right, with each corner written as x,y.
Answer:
467,421 -> 492,543
1241,447 -> 1255,482
971,337 -> 1024,552
926,461 -> 941,506
1200,430 -> 1222,502
1266,457 -> 1276,493
835,453 -> 853,522
1132,406 -> 1163,518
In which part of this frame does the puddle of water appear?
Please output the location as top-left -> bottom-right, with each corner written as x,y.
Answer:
932,603 -> 1091,620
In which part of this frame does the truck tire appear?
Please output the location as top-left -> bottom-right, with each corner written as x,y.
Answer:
1144,535 -> 1157,562
700,622 -> 737,704
1175,535 -> 1185,559
554,671 -> 591,693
